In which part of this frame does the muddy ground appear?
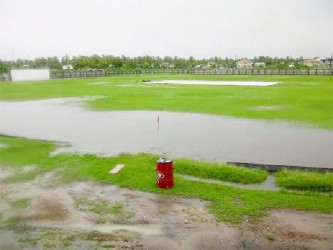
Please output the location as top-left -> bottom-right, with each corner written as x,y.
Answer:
0,167 -> 332,250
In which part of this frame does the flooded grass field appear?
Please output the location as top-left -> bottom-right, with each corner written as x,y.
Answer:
0,98 -> 332,168
0,75 -> 332,249
1,75 -> 332,128
1,176 -> 331,249
1,138 -> 332,249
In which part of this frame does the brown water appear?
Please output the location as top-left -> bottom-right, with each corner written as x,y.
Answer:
0,98 -> 332,168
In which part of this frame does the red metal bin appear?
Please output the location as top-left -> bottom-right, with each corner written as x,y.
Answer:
156,158 -> 174,188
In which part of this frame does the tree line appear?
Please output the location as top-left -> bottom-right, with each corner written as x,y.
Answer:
0,54 -> 312,74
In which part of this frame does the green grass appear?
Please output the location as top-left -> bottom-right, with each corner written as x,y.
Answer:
175,158 -> 267,184
266,234 -> 276,241
1,135 -> 333,224
276,170 -> 333,192
19,237 -> 40,245
10,198 -> 30,210
0,213 -> 19,228
0,136 -> 56,167
0,136 -> 59,183
0,75 -> 332,128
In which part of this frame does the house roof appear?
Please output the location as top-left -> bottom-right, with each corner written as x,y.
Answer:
237,59 -> 253,64
303,59 -> 321,63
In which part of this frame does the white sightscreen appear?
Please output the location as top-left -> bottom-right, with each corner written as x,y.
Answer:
11,69 -> 50,82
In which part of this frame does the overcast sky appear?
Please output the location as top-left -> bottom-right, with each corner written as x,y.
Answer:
0,0 -> 332,60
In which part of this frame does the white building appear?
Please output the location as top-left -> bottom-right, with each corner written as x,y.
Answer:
62,64 -> 74,70
321,58 -> 333,68
160,63 -> 174,68
253,62 -> 266,67
236,59 -> 253,69
303,59 -> 323,68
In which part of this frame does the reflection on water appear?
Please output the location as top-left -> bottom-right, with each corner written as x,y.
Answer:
179,175 -> 279,191
0,98 -> 332,168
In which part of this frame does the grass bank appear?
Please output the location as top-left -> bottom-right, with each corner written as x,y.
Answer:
0,75 -> 332,128
174,158 -> 267,184
276,169 -> 333,192
1,136 -> 333,224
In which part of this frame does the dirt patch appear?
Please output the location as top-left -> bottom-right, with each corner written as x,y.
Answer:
0,167 -> 14,181
240,210 -> 333,249
0,170 -> 332,249
23,198 -> 69,221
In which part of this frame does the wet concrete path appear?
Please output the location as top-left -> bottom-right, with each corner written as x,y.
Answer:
0,98 -> 332,168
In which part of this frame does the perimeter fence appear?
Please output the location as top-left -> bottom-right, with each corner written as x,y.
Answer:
50,68 -> 333,79
1,68 -> 332,81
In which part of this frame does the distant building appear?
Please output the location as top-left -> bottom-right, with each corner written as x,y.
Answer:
236,59 -> 253,69
195,63 -> 216,69
160,63 -> 174,68
62,64 -> 74,70
303,59 -> 323,68
321,58 -> 333,68
206,62 -> 216,68
253,62 -> 266,68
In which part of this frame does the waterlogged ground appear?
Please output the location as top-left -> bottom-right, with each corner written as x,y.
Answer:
0,166 -> 333,249
0,98 -> 332,168
0,167 -> 332,249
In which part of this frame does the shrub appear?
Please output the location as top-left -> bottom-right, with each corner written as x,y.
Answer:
276,170 -> 333,192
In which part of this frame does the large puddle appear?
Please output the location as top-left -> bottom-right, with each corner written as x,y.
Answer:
0,98 -> 332,168
180,174 -> 279,191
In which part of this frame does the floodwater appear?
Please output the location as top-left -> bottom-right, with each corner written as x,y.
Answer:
0,98 -> 332,168
180,174 -> 279,191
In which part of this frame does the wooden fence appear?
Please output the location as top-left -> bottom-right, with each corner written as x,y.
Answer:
1,68 -> 332,81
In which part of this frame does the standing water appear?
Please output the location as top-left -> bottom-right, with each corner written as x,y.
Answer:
0,98 -> 332,169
